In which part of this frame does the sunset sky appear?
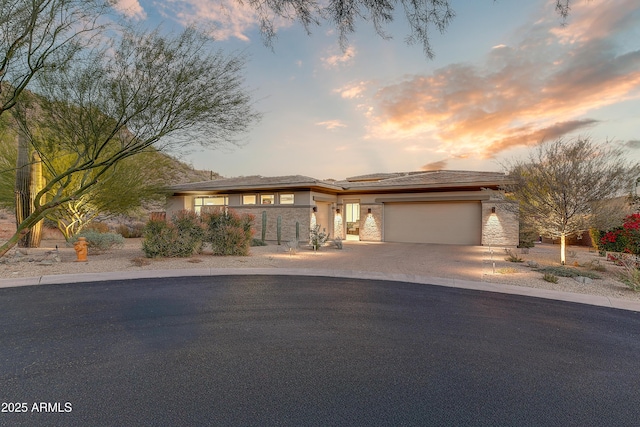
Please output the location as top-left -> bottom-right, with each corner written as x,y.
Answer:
115,0 -> 640,179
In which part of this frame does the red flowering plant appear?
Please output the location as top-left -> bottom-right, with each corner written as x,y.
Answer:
599,214 -> 640,255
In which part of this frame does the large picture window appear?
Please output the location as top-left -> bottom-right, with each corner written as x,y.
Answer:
243,195 -> 257,205
194,196 -> 228,214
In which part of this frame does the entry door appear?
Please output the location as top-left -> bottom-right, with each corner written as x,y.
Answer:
345,202 -> 360,237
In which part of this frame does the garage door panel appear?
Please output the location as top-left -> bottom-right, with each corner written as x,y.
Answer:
384,202 -> 481,245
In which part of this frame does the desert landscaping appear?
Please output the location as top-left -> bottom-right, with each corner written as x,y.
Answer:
1,210 -> 638,304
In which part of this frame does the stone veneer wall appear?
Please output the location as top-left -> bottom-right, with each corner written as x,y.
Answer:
359,204 -> 383,241
231,206 -> 310,243
481,200 -> 519,246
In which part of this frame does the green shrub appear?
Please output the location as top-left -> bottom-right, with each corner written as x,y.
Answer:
251,238 -> 268,246
202,210 -> 254,255
543,273 -> 558,283
69,230 -> 124,253
618,256 -> 640,292
141,219 -> 201,258
535,266 -> 601,279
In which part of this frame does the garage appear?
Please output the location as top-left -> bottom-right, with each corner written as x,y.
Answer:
383,202 -> 482,245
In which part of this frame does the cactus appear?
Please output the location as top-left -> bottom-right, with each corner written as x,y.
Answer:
295,221 -> 300,242
277,215 -> 282,245
261,211 -> 267,242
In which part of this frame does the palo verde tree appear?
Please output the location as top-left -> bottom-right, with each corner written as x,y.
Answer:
0,26 -> 258,257
0,0 -> 108,116
503,137 -> 639,265
244,0 -> 575,58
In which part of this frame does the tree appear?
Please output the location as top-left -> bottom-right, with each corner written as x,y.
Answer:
0,26 -> 258,257
0,0 -> 108,117
247,0 -> 575,58
504,137 -> 639,264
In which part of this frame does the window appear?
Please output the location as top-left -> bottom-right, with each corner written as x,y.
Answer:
261,194 -> 275,204
194,196 -> 228,214
243,195 -> 257,205
279,193 -> 294,204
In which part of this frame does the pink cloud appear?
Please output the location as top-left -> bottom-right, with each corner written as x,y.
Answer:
364,0 -> 640,159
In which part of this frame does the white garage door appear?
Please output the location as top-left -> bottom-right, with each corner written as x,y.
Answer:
384,202 -> 482,245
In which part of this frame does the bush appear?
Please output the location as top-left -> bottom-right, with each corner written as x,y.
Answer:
141,219 -> 201,258
535,266 -> 601,279
504,249 -> 523,263
251,238 -> 268,246
618,256 -> 640,292
543,273 -> 559,283
84,222 -> 110,234
310,225 -> 329,250
69,230 -> 124,253
202,210 -> 254,256
116,222 -> 145,238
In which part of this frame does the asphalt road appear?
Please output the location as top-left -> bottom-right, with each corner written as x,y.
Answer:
1,275 -> 640,426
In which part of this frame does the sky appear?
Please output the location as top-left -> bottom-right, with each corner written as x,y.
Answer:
114,0 -> 640,180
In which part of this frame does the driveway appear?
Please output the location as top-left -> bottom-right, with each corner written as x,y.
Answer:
2,275 -> 640,426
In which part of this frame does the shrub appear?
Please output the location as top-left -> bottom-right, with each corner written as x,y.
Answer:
69,230 -> 124,253
543,273 -> 558,283
202,210 -> 253,256
251,238 -> 268,246
589,228 -> 602,251
618,256 -> 640,292
310,225 -> 329,250
141,219 -> 200,258
84,221 -> 110,234
504,249 -> 523,263
535,266 -> 601,279
116,222 -> 145,238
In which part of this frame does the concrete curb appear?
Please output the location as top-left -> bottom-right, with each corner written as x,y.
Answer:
1,267 -> 639,312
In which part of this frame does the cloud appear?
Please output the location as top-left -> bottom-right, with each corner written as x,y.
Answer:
334,81 -> 368,99
155,0 -> 289,42
316,120 -> 347,130
421,160 -> 448,171
625,140 -> 640,150
321,46 -> 356,68
364,0 -> 640,159
114,0 -> 146,19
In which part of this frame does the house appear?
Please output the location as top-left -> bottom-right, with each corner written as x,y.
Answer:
166,170 -> 518,246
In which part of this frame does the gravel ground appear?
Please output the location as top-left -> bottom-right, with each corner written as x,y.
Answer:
1,237 -> 638,302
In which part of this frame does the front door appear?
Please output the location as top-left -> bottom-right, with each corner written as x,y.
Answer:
345,202 -> 360,240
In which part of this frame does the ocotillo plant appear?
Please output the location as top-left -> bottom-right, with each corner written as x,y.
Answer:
261,211 -> 267,242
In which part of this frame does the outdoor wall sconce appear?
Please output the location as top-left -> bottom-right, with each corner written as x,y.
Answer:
336,208 -> 340,214
491,206 -> 496,213
367,208 -> 372,214
312,206 -> 317,213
